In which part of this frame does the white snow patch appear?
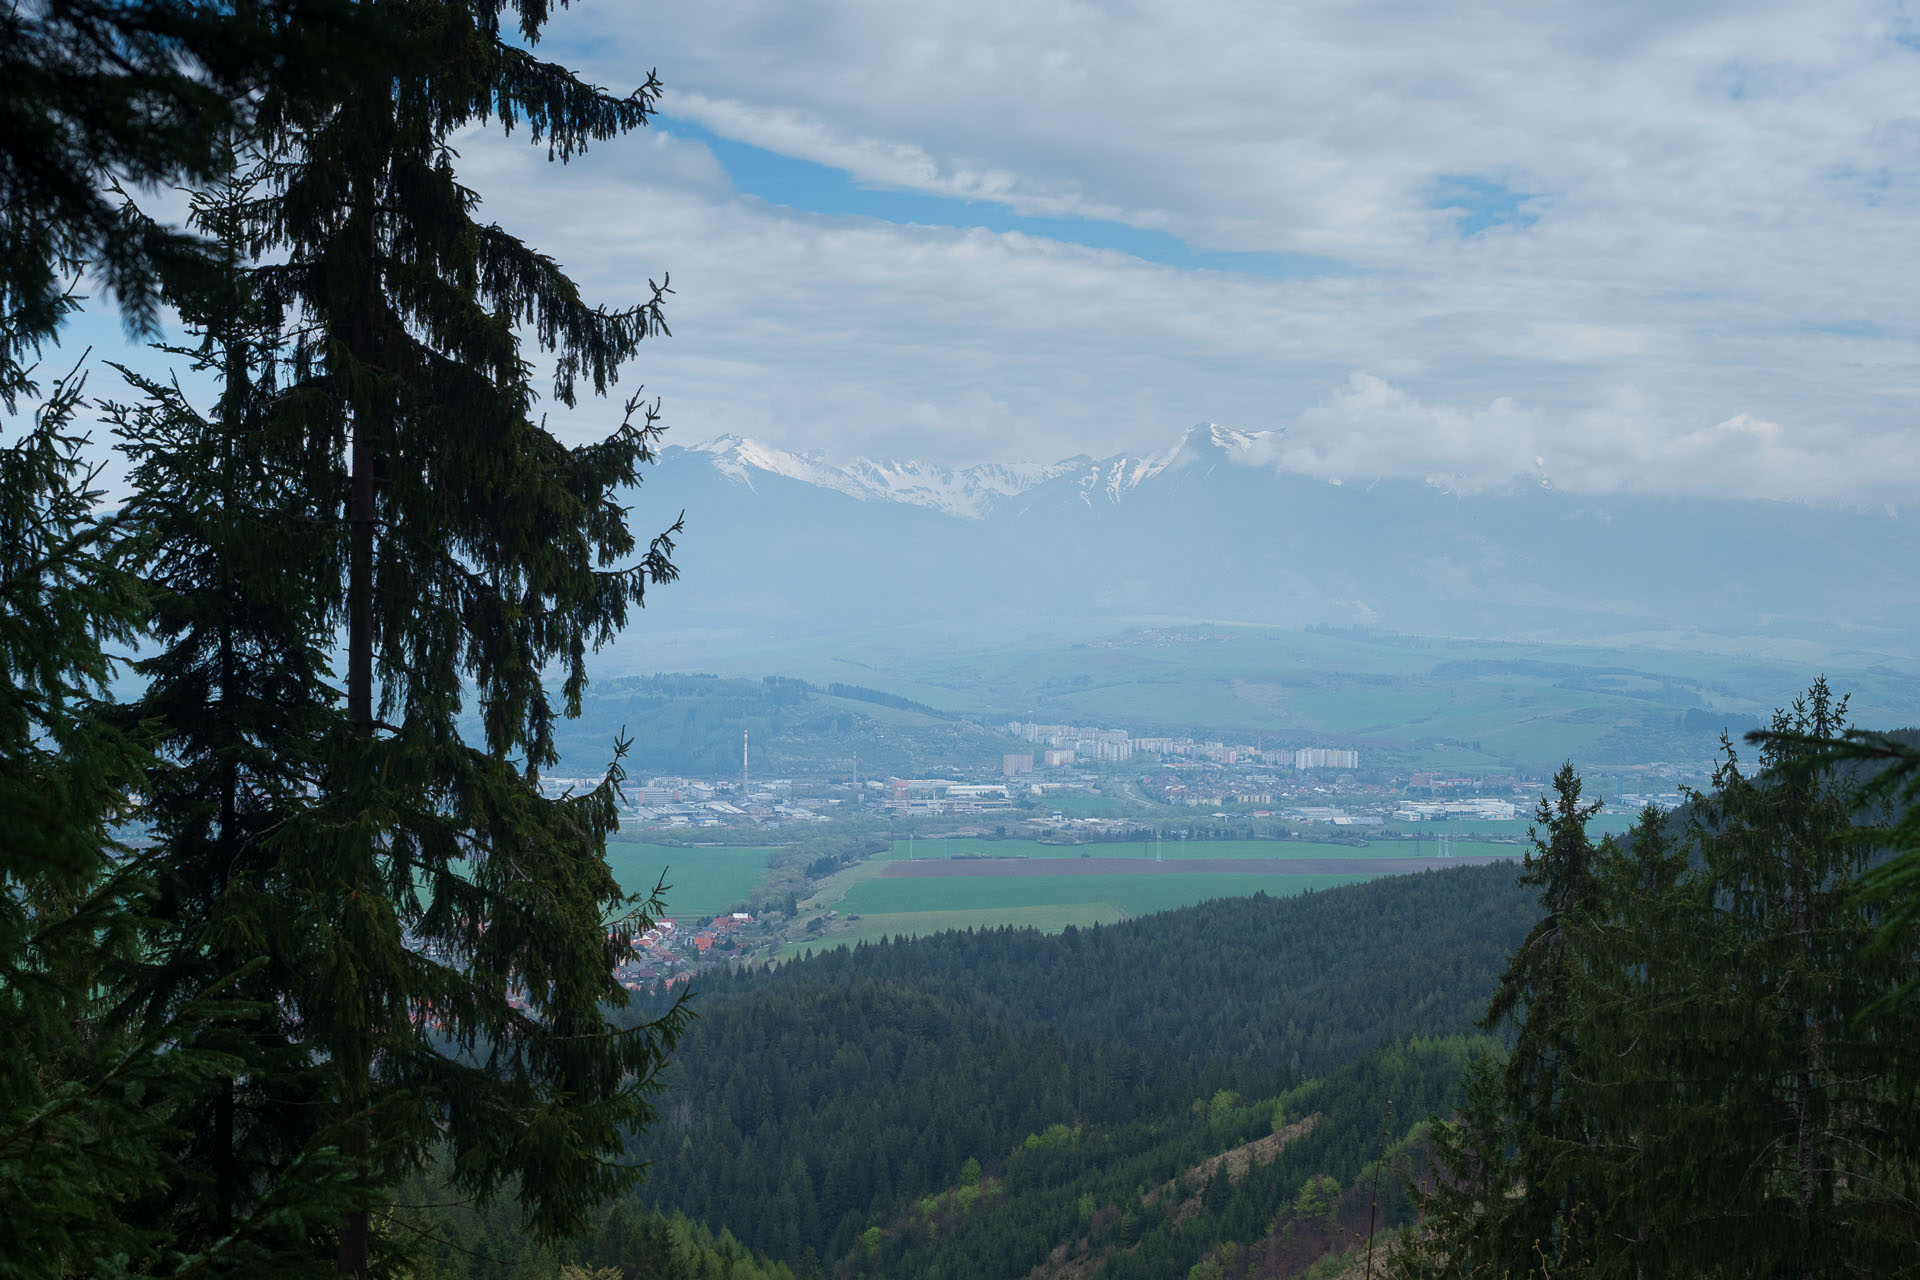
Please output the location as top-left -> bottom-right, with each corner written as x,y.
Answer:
688,422 -> 1285,514
691,435 -> 1078,518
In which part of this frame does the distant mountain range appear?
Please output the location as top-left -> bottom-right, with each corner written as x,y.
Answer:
686,423 -> 1275,520
606,423 -> 1920,666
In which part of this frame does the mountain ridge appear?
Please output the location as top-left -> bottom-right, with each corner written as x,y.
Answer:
615,422 -> 1920,664
685,423 -> 1286,519
677,421 -> 1907,520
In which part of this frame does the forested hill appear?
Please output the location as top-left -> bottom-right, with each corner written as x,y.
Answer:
539,671 -> 1007,777
743,863 -> 1530,1081
620,864 -> 1533,1266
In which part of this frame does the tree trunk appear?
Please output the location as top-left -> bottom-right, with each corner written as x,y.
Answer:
337,379 -> 376,1280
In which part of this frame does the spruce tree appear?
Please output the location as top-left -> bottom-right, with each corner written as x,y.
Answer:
4,4 -> 688,1266
102,155 -> 354,1270
1555,806 -> 1701,1280
1559,685 -> 1920,1277
0,349 -> 367,1277
1667,682 -> 1919,1276
1397,1047 -> 1521,1279
0,0 -> 385,358
1747,716 -> 1920,1000
1482,763 -> 1604,1274
227,5 -> 687,1272
1,8 -> 420,1271
1404,688 -> 1920,1278
0,356 -> 155,1276
1397,764 -> 1604,1279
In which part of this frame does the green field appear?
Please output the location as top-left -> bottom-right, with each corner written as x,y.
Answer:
1377,839 -> 1524,859
886,835 -> 1529,861
837,872 -> 1369,919
603,844 -> 776,922
778,832 -> 1516,955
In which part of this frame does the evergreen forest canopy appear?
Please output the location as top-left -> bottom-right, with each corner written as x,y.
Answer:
1403,689 -> 1920,1279
614,863 -> 1537,1269
5,5 -> 1920,1280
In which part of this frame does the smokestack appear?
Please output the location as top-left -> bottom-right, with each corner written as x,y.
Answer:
742,728 -> 749,794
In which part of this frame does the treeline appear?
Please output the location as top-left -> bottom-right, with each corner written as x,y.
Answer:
1578,705 -> 1765,765
604,697 -> 1920,1279
548,674 -> 825,777
618,864 -> 1533,1263
823,681 -> 948,717
1402,681 -> 1920,1278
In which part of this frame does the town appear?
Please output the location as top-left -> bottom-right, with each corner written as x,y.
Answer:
538,714 -> 1697,834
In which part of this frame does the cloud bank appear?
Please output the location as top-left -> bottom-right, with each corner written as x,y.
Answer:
73,0 -> 1920,508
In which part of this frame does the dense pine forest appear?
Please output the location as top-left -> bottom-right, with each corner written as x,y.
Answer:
1404,695 -> 1920,1278
619,863 -> 1533,1265
376,862 -> 1527,1279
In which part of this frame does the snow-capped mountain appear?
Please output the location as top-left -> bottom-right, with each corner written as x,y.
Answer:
620,422 -> 1920,665
689,424 -> 1279,518
1052,423 -> 1280,509
691,433 -> 1083,519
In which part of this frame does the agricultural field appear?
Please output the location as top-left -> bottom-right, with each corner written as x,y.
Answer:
769,817 -> 1561,959
1392,812 -> 1642,839
884,834 -> 1538,861
603,843 -> 778,922
593,813 -> 1634,957
781,847 -> 1460,959
1377,814 -> 1636,836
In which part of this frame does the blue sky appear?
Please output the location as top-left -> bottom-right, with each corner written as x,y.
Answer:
657,115 -> 1347,278
54,0 -> 1920,505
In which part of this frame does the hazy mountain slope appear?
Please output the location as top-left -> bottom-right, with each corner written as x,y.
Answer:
542,672 -> 1010,779
614,424 -> 1920,663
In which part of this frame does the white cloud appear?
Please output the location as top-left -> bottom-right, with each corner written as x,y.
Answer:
561,0 -> 1920,262
434,108 -> 1920,502
665,91 -> 1124,221
48,0 -> 1920,523
1520,323 -> 1656,363
77,1 -> 1904,508
480,135 -> 1918,504
1266,373 -> 1920,504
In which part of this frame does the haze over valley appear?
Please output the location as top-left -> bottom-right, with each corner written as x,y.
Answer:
621,422 -> 1920,668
